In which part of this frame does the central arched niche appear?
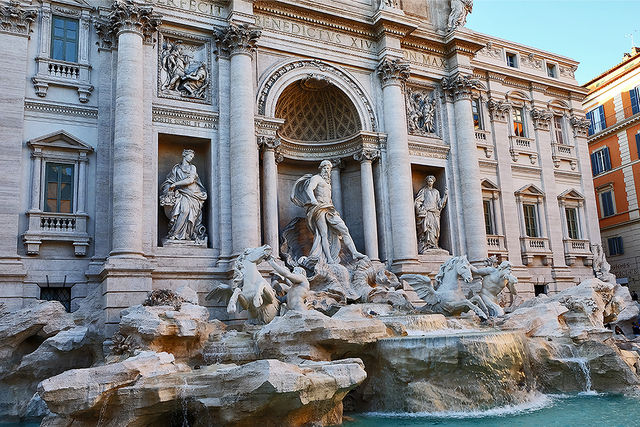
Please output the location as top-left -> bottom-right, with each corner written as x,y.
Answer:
274,77 -> 361,142
273,77 -> 366,255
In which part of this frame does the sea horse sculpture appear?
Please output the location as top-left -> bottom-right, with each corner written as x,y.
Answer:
206,245 -> 279,324
403,255 -> 489,320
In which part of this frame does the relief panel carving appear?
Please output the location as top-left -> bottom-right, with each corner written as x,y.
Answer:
406,87 -> 437,136
158,32 -> 212,103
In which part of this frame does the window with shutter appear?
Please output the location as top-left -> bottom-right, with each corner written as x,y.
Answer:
586,111 -> 595,136
631,88 -> 640,116
608,236 -> 624,256
600,190 -> 615,217
636,133 -> 640,159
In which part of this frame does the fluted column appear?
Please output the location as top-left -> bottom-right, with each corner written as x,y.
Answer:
354,148 -> 380,261
259,136 -> 281,255
330,158 -> 344,214
221,23 -> 261,253
377,58 -> 418,265
109,0 -> 160,257
442,73 -> 487,262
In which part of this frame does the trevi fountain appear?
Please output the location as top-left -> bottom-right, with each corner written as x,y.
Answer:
0,0 -> 639,425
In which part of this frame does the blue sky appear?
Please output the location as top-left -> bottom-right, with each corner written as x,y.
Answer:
465,0 -> 640,85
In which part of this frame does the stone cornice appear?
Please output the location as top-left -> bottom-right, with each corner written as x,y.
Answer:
219,22 -> 261,56
441,73 -> 481,101
377,58 -> 410,87
278,130 -> 383,161
24,99 -> 98,119
408,140 -> 449,159
0,1 -> 37,35
151,105 -> 218,129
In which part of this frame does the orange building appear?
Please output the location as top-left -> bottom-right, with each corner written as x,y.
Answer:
583,47 -> 640,290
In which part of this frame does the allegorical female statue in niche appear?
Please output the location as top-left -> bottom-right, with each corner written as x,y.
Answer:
159,149 -> 208,244
414,175 -> 448,253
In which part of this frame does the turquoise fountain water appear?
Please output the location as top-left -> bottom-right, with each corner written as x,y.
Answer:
347,394 -> 640,427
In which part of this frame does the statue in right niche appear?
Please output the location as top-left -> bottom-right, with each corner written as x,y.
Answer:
415,175 -> 448,253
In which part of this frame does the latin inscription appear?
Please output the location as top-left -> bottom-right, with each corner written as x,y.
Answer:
403,49 -> 446,70
144,0 -> 222,17
153,115 -> 217,129
256,15 -> 376,50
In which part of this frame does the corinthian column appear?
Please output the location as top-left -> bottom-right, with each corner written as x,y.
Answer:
100,0 -> 160,335
221,23 -> 261,254
441,73 -> 487,262
377,58 -> 418,266
354,148 -> 380,261
109,0 -> 161,257
258,136 -> 281,256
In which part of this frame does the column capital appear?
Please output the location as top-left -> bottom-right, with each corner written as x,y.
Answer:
99,0 -> 161,44
441,73 -> 481,102
220,22 -> 261,56
377,58 -> 410,87
354,148 -> 380,163
257,135 -> 280,151
530,108 -> 553,131
0,1 -> 37,36
330,158 -> 344,169
569,115 -> 590,138
486,98 -> 510,122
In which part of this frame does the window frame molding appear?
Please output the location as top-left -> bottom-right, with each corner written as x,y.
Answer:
23,130 -> 93,256
557,189 -> 592,265
32,1 -> 93,102
515,184 -> 552,265
596,183 -> 616,218
505,51 -> 519,69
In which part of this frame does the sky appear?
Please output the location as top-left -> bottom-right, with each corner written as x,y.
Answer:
465,0 -> 640,85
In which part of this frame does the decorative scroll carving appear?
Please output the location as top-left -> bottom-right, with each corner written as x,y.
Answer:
220,22 -> 261,55
158,34 -> 211,102
377,58 -> 410,87
257,135 -> 281,150
521,53 -> 542,70
559,65 -> 577,79
379,0 -> 399,9
0,1 -> 37,35
95,0 -> 161,46
447,0 -> 473,32
406,88 -> 437,136
353,148 -> 380,163
478,41 -> 501,59
570,115 -> 591,138
441,73 -> 481,101
487,99 -> 510,122
530,108 -> 553,131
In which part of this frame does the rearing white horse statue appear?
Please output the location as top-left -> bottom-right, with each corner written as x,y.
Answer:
403,255 -> 489,320
206,245 -> 279,324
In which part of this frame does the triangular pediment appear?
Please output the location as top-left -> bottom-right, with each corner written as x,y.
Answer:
28,130 -> 93,153
558,188 -> 584,201
49,0 -> 92,9
515,184 -> 544,197
481,179 -> 499,191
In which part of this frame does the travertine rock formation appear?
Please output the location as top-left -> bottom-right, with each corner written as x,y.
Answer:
39,351 -> 367,427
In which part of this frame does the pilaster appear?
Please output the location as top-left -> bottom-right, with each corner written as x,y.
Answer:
354,148 -> 380,261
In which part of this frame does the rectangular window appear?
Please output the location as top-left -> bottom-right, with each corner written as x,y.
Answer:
506,52 -> 518,68
51,16 -> 78,63
600,190 -> 615,217
523,203 -> 538,237
630,87 -> 640,116
513,107 -> 526,137
547,63 -> 557,78
586,105 -> 606,135
472,98 -> 483,130
483,200 -> 495,235
554,115 -> 564,144
45,163 -> 74,213
565,207 -> 580,239
40,287 -> 71,312
590,147 -> 611,176
608,236 -> 624,256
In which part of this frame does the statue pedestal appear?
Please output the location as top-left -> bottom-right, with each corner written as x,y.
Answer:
161,237 -> 208,248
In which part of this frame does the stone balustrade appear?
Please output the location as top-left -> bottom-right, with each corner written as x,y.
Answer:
519,236 -> 553,265
563,238 -> 593,266
509,135 -> 538,164
23,211 -> 89,256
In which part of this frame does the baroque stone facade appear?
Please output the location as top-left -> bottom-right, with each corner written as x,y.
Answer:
0,0 -> 601,330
